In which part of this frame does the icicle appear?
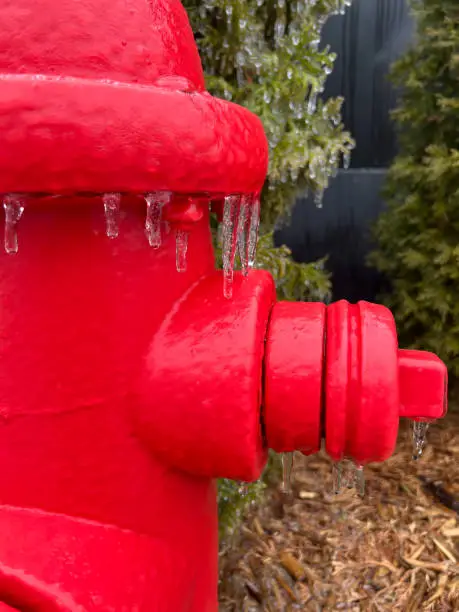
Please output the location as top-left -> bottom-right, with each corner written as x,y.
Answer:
3,194 -> 25,254
237,195 -> 251,276
144,191 -> 171,249
222,195 -> 241,299
175,229 -> 189,273
314,188 -> 324,208
354,465 -> 365,497
225,4 -> 233,32
412,421 -> 429,460
307,91 -> 317,114
282,453 -> 294,494
103,193 -> 121,239
343,149 -> 351,170
332,462 -> 342,494
248,195 -> 260,269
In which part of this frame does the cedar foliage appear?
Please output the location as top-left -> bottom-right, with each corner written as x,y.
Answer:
371,0 -> 459,376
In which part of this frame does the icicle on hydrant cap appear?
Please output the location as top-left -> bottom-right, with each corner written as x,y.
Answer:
0,0 -> 268,196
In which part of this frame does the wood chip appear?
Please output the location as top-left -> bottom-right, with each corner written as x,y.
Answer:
252,517 -> 264,537
298,490 -> 318,500
425,573 -> 448,606
278,551 -> 306,581
275,570 -> 298,602
410,544 -> 425,560
401,557 -> 450,572
443,527 -> 459,537
432,536 -> 457,562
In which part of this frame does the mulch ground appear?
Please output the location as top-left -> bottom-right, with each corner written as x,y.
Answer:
219,413 -> 459,611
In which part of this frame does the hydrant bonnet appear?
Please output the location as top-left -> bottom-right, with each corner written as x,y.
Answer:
0,0 -> 268,197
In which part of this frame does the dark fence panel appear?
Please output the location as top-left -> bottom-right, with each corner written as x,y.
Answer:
322,0 -> 414,168
276,170 -> 389,302
279,0 -> 414,302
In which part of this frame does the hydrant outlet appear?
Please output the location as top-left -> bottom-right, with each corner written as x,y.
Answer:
264,300 -> 447,466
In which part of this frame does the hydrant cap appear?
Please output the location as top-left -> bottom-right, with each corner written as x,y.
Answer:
0,0 -> 268,196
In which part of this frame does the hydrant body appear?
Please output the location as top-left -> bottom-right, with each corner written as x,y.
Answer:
0,201 -> 221,611
0,0 -> 447,610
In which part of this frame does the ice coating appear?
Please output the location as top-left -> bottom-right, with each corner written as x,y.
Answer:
3,194 -> 25,254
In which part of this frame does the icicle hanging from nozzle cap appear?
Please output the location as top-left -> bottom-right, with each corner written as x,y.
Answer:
236,194 -> 252,276
332,461 -> 342,495
145,191 -> 171,249
354,465 -> 365,497
222,195 -> 241,299
3,194 -> 25,254
175,229 -> 189,273
103,193 -> 121,239
248,194 -> 260,270
281,452 -> 295,494
412,421 -> 429,460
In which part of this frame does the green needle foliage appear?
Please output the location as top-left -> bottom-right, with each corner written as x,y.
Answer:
185,0 -> 354,225
371,0 -> 459,377
182,0 -> 354,535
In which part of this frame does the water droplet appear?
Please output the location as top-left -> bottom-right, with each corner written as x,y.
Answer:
222,195 -> 241,299
412,421 -> 429,460
103,193 -> 121,238
248,195 -> 260,269
282,453 -> 294,494
3,194 -> 25,254
175,229 -> 189,273
145,191 -> 171,248
237,195 -> 251,276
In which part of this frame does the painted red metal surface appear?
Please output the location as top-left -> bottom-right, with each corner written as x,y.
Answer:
398,349 -> 448,421
0,505 -> 196,612
324,301 -> 447,464
264,301 -> 326,455
137,271 -> 275,482
0,0 -> 268,196
0,201 -> 220,611
0,0 -> 448,610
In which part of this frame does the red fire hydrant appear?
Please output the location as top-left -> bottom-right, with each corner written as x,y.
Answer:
0,1 -> 447,610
